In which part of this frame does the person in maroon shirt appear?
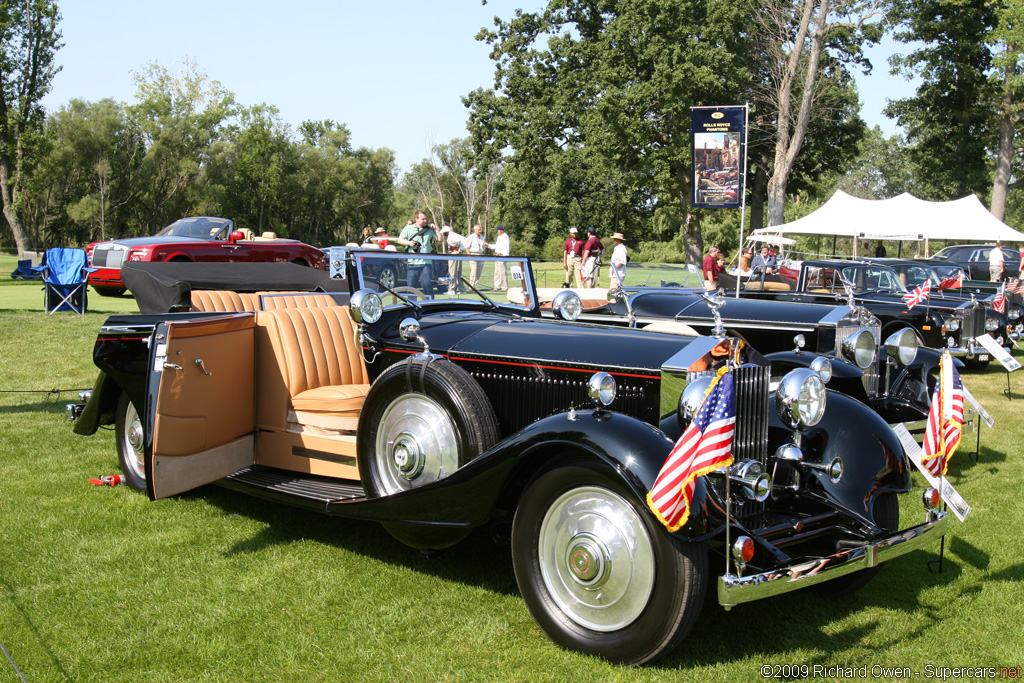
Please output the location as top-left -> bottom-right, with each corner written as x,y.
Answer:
562,227 -> 584,287
702,245 -> 722,290
580,227 -> 604,287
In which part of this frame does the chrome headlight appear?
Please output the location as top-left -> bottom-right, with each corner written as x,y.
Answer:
776,369 -> 826,429
810,356 -> 832,383
588,372 -> 617,406
884,328 -> 919,366
350,289 -> 383,323
1009,308 -> 1021,321
944,317 -> 960,332
841,328 -> 876,369
680,376 -> 713,422
986,316 -> 1000,332
552,290 -> 582,322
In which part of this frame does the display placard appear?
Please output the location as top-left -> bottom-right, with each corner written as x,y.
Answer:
974,333 -> 1021,371
692,107 -> 745,209
892,423 -> 970,522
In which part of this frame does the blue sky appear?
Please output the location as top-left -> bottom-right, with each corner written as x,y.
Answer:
41,0 -> 911,175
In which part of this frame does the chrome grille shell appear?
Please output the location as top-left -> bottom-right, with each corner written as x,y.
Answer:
90,244 -> 127,269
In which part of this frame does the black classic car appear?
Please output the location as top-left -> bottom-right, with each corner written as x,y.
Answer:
528,284 -> 952,443
741,259 -> 1008,368
67,249 -> 947,665
864,257 -> 1024,327
931,243 -> 1021,281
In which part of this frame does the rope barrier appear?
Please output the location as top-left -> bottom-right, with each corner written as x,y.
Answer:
0,637 -> 28,683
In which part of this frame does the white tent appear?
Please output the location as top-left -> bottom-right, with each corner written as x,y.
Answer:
753,190 -> 1024,250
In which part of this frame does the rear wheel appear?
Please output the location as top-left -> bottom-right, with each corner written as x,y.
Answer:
115,392 -> 147,492
94,287 -> 126,297
378,264 -> 398,290
512,464 -> 707,666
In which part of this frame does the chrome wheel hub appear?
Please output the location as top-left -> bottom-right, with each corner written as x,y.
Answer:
374,393 -> 459,495
538,486 -> 654,632
122,401 -> 145,478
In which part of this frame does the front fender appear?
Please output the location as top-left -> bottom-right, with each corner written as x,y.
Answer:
772,391 -> 911,527
72,371 -> 120,436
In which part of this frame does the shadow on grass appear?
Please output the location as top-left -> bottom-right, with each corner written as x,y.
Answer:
0,396 -> 78,414
0,568 -> 75,682
192,485 -> 520,598
188,482 -> 969,670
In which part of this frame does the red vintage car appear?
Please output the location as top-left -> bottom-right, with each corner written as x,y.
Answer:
85,217 -> 326,296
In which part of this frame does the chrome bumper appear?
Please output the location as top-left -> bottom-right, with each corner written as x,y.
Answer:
946,342 -> 1010,359
65,390 -> 91,422
718,510 -> 948,608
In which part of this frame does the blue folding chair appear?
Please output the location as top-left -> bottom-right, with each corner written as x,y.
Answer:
10,259 -> 41,280
34,248 -> 95,314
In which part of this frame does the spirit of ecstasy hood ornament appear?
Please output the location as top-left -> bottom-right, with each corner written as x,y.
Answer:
702,289 -> 728,339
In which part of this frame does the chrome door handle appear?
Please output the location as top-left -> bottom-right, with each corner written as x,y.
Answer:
163,363 -> 182,370
194,358 -> 212,376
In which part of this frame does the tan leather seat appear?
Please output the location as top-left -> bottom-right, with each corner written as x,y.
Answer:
190,291 -> 262,312
254,306 -> 370,432
259,293 -> 339,310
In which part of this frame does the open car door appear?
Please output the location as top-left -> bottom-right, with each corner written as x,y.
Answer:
146,314 -> 255,500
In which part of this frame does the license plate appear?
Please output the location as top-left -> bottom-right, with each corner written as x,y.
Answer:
979,354 -> 990,361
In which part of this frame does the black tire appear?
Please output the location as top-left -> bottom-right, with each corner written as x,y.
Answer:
512,464 -> 707,666
810,491 -> 899,597
94,287 -> 126,297
378,264 -> 398,290
290,258 -> 309,267
357,358 -> 499,498
963,357 -> 991,370
115,392 -> 147,492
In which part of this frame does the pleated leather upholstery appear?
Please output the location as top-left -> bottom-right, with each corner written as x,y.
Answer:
254,306 -> 370,429
191,290 -> 261,312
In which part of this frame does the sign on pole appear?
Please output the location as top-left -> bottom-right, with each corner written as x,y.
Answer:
692,107 -> 746,209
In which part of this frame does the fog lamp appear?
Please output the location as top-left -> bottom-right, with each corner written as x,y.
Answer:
732,536 -> 755,566
923,487 -> 941,511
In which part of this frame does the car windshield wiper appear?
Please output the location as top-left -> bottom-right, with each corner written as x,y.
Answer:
458,277 -> 499,311
376,281 -> 422,311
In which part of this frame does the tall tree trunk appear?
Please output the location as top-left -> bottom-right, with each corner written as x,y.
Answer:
767,0 -> 829,226
0,161 -> 31,258
990,49 -> 1017,221
675,162 -> 703,264
749,159 -> 768,232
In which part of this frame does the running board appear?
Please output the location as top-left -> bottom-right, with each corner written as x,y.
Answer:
219,466 -> 366,512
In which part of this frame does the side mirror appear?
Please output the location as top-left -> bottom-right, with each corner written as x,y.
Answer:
228,230 -> 244,244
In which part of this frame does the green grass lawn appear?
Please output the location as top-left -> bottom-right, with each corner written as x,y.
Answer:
1,253 -> 1023,681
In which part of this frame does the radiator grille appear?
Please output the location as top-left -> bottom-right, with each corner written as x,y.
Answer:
961,305 -> 986,340
688,364 -> 771,518
91,245 -> 126,269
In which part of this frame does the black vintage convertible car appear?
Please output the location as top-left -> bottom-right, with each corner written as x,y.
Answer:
528,284 -> 954,443
739,259 -> 1010,369
67,249 -> 947,665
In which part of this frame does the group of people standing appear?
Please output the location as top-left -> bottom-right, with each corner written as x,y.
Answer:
562,227 -> 627,289
703,243 -> 779,290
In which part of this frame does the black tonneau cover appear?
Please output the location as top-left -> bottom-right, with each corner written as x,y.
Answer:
122,262 -> 346,313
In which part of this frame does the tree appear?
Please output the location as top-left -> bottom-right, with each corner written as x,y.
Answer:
466,0 -> 752,263
988,0 -> 1024,221
885,0 -> 997,202
755,0 -> 883,226
0,0 -> 62,257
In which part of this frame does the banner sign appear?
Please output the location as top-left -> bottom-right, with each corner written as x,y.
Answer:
692,107 -> 745,209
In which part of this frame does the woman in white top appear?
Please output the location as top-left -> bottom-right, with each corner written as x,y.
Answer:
608,232 -> 627,288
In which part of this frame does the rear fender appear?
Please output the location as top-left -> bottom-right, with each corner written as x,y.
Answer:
72,371 -> 121,435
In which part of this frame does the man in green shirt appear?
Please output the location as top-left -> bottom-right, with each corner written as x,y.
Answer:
394,210 -> 439,298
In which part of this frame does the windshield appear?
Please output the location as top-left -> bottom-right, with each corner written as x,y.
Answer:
901,265 -> 936,288
350,250 -> 538,312
839,265 -> 907,293
157,217 -> 233,240
932,264 -> 966,280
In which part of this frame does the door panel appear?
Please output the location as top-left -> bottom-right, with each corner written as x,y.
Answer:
148,314 -> 256,499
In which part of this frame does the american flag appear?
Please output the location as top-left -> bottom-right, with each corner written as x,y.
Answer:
922,352 -> 964,478
993,284 -> 1007,313
903,279 -> 931,309
647,367 -> 735,531
1007,278 -> 1020,294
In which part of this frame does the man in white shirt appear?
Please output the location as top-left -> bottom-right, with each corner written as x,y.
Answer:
990,241 -> 1005,282
608,232 -> 627,289
488,224 -> 511,291
464,224 -> 488,288
441,226 -> 462,294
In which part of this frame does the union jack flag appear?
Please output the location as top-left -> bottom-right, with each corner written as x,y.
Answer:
648,367 -> 735,531
993,284 -> 1007,314
937,271 -> 964,290
922,352 -> 964,478
903,279 -> 931,309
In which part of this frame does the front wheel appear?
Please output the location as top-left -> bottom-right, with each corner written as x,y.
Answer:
512,465 -> 707,666
115,392 -> 147,492
94,287 -> 126,297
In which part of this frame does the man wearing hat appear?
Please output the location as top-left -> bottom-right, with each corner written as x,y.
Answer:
562,227 -> 584,287
372,226 -> 390,249
580,226 -> 603,288
608,232 -> 627,289
488,224 -> 511,291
